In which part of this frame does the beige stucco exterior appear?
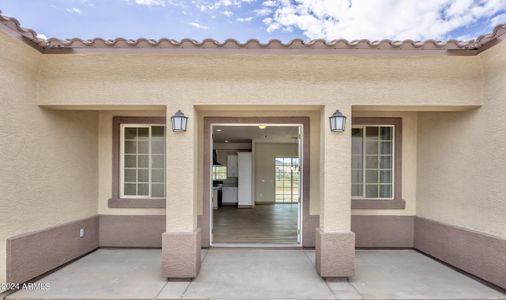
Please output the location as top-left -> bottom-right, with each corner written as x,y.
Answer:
0,31 -> 99,284
1,23 -> 505,284
417,42 -> 506,239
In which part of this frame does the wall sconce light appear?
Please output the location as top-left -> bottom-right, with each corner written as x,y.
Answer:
171,110 -> 188,132
329,110 -> 346,132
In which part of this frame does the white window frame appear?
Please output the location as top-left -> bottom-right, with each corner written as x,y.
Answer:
351,124 -> 395,200
120,124 -> 165,199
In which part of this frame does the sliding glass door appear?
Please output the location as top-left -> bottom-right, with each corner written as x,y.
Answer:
274,157 -> 300,203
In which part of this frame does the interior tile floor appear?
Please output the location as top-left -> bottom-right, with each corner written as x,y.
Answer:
212,203 -> 298,244
6,248 -> 505,300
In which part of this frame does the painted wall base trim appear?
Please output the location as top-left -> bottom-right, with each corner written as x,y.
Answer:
352,215 -> 414,247
6,216 -> 99,284
99,215 -> 165,248
415,217 -> 506,289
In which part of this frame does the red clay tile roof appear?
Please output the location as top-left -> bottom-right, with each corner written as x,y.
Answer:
1,10 -> 505,55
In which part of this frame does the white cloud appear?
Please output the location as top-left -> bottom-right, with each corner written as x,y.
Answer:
237,16 -> 253,22
36,33 -> 48,40
262,0 -> 506,41
65,7 -> 83,14
193,0 -> 254,11
254,7 -> 272,16
223,10 -> 233,17
189,22 -> 210,29
491,13 -> 506,27
132,0 -> 166,6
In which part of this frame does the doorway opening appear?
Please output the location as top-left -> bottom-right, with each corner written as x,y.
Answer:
209,123 -> 303,246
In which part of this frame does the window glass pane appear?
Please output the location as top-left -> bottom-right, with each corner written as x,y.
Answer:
380,156 -> 392,169
137,183 -> 149,196
380,127 -> 392,140
125,128 -> 137,139
352,184 -> 362,197
380,141 -> 392,155
152,126 -> 165,137
151,140 -> 165,154
380,170 -> 392,184
124,183 -> 136,196
138,141 -> 149,154
124,169 -> 136,182
125,155 -> 136,168
351,170 -> 362,183
352,128 -> 363,154
380,184 -> 392,198
366,184 -> 379,198
138,155 -> 149,168
138,169 -> 149,183
152,155 -> 165,168
366,156 -> 378,169
138,128 -> 149,139
151,183 -> 165,197
366,170 -> 378,183
366,127 -> 379,139
366,141 -> 379,154
125,141 -> 136,154
152,169 -> 164,183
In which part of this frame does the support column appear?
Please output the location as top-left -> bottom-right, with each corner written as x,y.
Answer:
316,105 -> 355,278
162,105 -> 201,278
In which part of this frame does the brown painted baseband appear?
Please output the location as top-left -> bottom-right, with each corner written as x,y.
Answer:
6,216 -> 99,284
414,216 -> 506,289
352,215 -> 414,247
99,215 -> 165,247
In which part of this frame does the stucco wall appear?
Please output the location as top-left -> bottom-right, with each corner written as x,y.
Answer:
37,54 -> 482,108
351,111 -> 418,216
416,42 -> 506,239
0,31 -> 99,285
255,143 -> 299,203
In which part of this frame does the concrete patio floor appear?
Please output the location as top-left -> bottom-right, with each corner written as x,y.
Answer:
5,248 -> 505,300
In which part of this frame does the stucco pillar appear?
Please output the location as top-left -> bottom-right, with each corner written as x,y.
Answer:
162,105 -> 201,279
316,105 -> 355,278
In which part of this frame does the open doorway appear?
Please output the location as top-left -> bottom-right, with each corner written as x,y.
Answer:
209,123 -> 303,246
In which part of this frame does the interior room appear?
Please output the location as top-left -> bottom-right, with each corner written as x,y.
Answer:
211,124 -> 301,245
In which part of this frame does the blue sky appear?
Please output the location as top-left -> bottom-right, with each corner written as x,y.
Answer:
0,0 -> 505,42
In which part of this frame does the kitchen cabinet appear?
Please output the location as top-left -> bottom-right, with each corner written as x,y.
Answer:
222,187 -> 238,204
227,155 -> 238,177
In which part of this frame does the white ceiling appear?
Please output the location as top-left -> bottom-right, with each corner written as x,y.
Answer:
212,125 -> 299,143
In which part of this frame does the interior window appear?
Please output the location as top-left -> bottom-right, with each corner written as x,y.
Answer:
351,125 -> 394,199
212,165 -> 227,180
121,125 -> 166,198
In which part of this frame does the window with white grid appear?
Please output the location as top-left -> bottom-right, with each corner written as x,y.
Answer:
120,124 -> 165,198
352,125 -> 394,199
